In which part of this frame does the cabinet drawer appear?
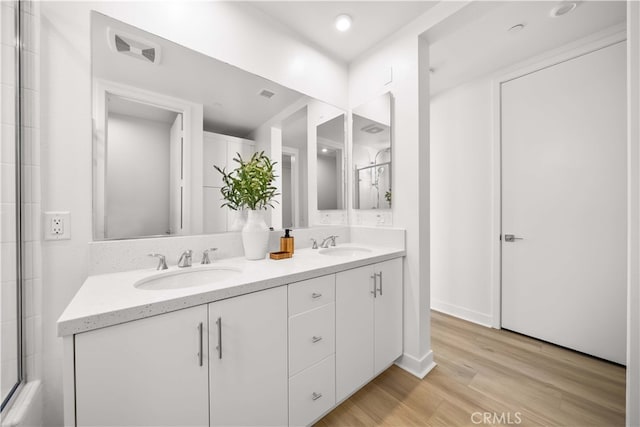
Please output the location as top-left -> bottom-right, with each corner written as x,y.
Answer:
289,356 -> 335,427
288,275 -> 335,316
289,303 -> 335,376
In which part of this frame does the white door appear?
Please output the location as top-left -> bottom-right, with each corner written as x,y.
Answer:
209,286 -> 288,427
75,306 -> 209,427
169,113 -> 184,235
501,42 -> 627,364
335,265 -> 374,402
374,258 -> 403,374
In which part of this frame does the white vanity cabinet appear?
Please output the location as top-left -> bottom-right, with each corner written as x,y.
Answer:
287,275 -> 336,426
209,286 -> 288,427
63,252 -> 405,427
335,258 -> 403,402
74,305 -> 209,427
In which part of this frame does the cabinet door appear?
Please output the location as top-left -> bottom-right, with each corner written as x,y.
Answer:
335,265 -> 374,402
374,258 -> 404,374
75,306 -> 209,427
209,286 -> 288,426
203,186 -> 227,233
203,132 -> 227,187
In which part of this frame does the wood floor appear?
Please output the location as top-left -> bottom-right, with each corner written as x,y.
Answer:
316,311 -> 626,426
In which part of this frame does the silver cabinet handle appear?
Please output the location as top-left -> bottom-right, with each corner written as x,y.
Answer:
312,392 -> 322,401
197,322 -> 203,366
504,234 -> 524,242
376,272 -> 383,296
216,317 -> 222,359
370,274 -> 377,298
312,336 -> 322,343
311,292 -> 322,299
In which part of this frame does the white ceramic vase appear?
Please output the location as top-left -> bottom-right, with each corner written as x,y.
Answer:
229,209 -> 247,231
242,210 -> 269,260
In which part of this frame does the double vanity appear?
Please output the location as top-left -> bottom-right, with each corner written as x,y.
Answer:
59,243 -> 405,427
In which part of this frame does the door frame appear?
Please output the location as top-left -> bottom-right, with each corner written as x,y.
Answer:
281,146 -> 300,228
489,26 -> 627,328
93,79 -> 202,239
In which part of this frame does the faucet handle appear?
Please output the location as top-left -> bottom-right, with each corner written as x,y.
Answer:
147,253 -> 168,270
330,235 -> 339,247
202,248 -> 218,264
310,238 -> 318,250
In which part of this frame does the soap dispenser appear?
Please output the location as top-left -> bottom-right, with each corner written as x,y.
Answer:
280,229 -> 294,255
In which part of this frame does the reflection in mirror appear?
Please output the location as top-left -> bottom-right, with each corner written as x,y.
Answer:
91,12 -> 346,239
281,107 -> 308,229
104,95 -> 181,239
352,93 -> 392,210
317,114 -> 346,210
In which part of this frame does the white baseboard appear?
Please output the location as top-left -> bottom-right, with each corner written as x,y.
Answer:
395,350 -> 436,379
431,300 -> 494,327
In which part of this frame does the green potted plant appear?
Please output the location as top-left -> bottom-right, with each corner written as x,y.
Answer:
215,151 -> 279,260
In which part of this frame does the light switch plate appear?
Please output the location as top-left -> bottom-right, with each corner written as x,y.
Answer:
44,211 -> 71,240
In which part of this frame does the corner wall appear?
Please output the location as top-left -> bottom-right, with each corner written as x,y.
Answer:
348,2 -> 469,377
429,79 -> 494,326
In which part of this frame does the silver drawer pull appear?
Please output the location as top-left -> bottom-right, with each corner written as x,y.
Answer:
312,392 -> 323,401
312,336 -> 323,343
216,317 -> 222,359
311,292 -> 322,299
197,322 -> 203,366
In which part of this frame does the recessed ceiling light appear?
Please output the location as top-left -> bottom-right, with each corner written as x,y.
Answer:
550,2 -> 578,18
322,148 -> 328,153
335,14 -> 352,32
508,23 -> 526,34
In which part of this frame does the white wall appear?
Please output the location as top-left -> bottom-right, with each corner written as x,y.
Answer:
106,113 -> 170,239
429,79 -> 493,326
39,2 -> 348,425
627,2 -> 640,425
349,2 -> 469,377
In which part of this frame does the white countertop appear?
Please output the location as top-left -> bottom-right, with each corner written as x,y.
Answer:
57,244 -> 405,336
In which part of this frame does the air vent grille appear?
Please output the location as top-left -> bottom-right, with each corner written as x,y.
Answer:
361,124 -> 385,134
108,28 -> 161,65
258,89 -> 276,99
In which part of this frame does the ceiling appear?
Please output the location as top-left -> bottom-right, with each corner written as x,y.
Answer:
247,1 -> 437,63
92,12 -> 307,138
427,1 -> 627,95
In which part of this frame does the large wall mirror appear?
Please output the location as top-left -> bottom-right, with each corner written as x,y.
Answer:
91,12 -> 347,240
352,92 -> 392,210
317,114 -> 346,211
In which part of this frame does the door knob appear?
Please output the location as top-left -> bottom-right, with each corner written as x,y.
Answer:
504,234 -> 524,242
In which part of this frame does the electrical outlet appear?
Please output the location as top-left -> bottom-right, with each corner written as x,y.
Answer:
44,212 -> 70,240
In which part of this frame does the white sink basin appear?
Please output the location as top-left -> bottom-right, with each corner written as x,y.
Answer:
135,266 -> 242,290
318,247 -> 372,257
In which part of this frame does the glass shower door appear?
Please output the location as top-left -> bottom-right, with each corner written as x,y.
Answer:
1,0 -> 23,411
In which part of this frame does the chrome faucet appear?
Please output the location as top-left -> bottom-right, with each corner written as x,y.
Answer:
320,235 -> 339,248
147,253 -> 168,270
201,248 -> 218,264
177,250 -> 193,268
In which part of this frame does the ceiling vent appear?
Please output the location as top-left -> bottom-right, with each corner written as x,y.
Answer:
258,89 -> 276,99
361,124 -> 385,134
108,28 -> 161,65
